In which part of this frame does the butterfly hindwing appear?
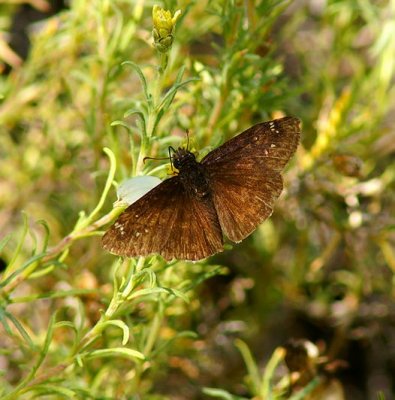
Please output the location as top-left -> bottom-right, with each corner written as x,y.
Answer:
102,177 -> 223,261
204,158 -> 283,242
202,117 -> 300,242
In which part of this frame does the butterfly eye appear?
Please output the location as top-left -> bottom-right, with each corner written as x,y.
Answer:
173,159 -> 180,169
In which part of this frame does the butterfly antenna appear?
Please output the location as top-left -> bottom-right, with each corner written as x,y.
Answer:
186,129 -> 190,150
143,156 -> 170,164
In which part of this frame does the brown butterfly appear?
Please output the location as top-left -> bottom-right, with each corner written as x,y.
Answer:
102,117 -> 301,261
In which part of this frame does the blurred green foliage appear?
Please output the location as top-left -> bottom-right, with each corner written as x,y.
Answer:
0,0 -> 394,399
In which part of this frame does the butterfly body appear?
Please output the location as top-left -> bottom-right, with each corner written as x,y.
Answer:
102,117 -> 301,261
173,148 -> 210,198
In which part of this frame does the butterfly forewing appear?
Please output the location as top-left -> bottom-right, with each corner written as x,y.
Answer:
102,177 -> 223,261
202,117 -> 300,242
202,117 -> 300,171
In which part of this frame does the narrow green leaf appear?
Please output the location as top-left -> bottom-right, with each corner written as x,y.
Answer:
158,77 -> 200,112
123,109 -> 147,135
0,253 -> 47,289
110,120 -> 132,130
151,107 -> 165,137
26,384 -> 76,397
234,339 -> 261,396
127,287 -> 168,300
288,377 -> 321,400
54,321 -> 77,333
74,210 -> 87,230
29,264 -> 56,279
7,212 -> 29,273
11,289 -> 96,303
107,4 -> 124,55
0,308 -> 12,335
38,313 -> 56,366
82,147 -> 117,225
101,320 -> 130,345
5,311 -> 35,349
75,354 -> 83,368
376,391 -> 386,400
151,330 -> 197,357
0,234 -> 12,255
35,220 -> 50,253
165,287 -> 189,303
4,313 -> 57,399
146,269 -> 157,287
132,268 -> 157,288
184,265 -> 227,291
202,387 -> 249,400
28,221 -> 38,255
260,347 -> 285,397
122,61 -> 150,103
123,108 -> 145,119
84,347 -> 145,361
76,298 -> 86,337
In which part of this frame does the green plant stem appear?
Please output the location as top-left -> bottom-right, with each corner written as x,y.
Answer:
260,347 -> 285,398
159,52 -> 168,74
73,257 -> 145,355
135,51 -> 168,175
129,299 -> 164,394
2,364 -> 70,400
134,135 -> 149,175
75,293 -> 121,354
143,300 -> 164,356
0,208 -> 122,298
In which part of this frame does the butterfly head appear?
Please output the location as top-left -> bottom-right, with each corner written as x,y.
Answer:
172,147 -> 196,170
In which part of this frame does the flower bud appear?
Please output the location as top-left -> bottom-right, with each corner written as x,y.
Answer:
152,5 -> 181,53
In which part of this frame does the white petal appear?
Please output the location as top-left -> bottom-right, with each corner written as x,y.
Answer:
115,176 -> 162,206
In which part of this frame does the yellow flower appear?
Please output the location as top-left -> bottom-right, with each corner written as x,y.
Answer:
152,5 -> 181,53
